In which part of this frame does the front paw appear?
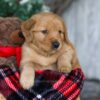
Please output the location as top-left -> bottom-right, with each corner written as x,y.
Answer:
0,94 -> 6,100
58,66 -> 72,73
20,71 -> 35,89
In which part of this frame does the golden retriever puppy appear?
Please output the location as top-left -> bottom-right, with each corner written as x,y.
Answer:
20,12 -> 80,89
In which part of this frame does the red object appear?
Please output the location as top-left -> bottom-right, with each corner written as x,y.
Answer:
0,46 -> 21,67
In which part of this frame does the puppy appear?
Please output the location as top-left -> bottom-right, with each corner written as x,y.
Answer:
20,12 -> 80,89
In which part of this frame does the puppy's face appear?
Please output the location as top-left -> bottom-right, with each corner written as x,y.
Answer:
21,12 -> 69,54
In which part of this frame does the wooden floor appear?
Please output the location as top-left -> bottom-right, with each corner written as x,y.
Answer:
80,80 -> 100,100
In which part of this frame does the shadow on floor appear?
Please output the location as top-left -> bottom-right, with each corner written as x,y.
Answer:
80,79 -> 100,100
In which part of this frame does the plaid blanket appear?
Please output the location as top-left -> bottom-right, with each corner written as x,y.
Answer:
0,65 -> 85,100
0,46 -> 85,100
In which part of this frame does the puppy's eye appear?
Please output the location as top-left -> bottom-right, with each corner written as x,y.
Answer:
41,30 -> 48,34
59,30 -> 63,34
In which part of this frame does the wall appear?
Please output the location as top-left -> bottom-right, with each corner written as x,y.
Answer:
62,0 -> 100,79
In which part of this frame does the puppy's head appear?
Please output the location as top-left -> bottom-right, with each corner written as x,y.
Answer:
21,12 -> 70,54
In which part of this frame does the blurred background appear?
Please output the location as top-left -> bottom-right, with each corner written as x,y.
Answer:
0,0 -> 100,100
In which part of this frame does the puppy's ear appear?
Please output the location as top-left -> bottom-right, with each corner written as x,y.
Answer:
61,20 -> 70,44
63,26 -> 70,44
21,18 -> 35,43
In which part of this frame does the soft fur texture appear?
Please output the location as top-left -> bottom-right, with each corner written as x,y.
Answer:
0,17 -> 24,46
20,12 -> 80,89
0,94 -> 6,100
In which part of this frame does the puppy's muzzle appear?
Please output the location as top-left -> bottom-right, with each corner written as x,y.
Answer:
52,40 -> 60,49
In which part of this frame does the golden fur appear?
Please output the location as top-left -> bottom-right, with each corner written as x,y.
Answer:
20,12 -> 80,89
0,94 -> 6,100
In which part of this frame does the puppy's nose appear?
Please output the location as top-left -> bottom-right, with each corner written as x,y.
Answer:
52,41 -> 60,49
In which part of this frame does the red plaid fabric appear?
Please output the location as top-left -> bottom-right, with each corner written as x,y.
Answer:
0,46 -> 85,100
0,65 -> 85,100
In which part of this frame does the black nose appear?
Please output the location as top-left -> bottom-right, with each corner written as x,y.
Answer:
52,41 -> 60,49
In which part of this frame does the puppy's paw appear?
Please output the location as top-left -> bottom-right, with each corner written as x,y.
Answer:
58,66 -> 72,73
20,71 -> 35,89
0,93 -> 6,100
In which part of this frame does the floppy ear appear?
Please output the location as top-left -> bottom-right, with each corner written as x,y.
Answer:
63,25 -> 71,44
21,18 -> 35,43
